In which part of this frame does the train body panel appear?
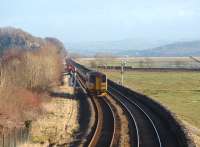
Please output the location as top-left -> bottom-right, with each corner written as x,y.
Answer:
66,59 -> 107,96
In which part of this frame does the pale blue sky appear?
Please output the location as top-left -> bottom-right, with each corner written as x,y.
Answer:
0,0 -> 200,42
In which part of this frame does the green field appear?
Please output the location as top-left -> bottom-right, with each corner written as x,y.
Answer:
104,70 -> 200,128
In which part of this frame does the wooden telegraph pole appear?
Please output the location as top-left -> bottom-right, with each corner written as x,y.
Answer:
121,60 -> 126,86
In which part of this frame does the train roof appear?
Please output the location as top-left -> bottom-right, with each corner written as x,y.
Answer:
67,59 -> 106,76
88,71 -> 106,76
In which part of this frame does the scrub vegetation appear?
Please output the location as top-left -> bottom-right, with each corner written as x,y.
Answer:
20,76 -> 79,146
0,42 -> 63,130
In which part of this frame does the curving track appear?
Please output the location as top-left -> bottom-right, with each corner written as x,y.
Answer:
88,96 -> 120,147
76,74 -> 185,147
76,75 -> 119,147
78,79 -> 181,147
108,85 -> 180,147
67,59 -> 191,147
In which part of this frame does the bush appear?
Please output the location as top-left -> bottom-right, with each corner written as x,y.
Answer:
0,42 -> 63,128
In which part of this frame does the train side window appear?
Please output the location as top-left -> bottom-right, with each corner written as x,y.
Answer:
90,75 -> 96,83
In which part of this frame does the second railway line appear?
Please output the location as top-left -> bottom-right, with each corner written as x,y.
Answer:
88,96 -> 115,147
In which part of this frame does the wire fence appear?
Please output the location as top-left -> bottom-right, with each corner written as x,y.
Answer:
0,127 -> 29,147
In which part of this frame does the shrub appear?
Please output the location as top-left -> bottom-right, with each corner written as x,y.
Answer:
0,42 -> 63,128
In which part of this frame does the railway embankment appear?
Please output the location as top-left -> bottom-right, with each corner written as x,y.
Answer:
108,79 -> 196,147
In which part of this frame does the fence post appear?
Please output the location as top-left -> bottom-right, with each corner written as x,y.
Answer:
8,132 -> 10,147
20,128 -> 22,143
2,133 -> 4,147
25,120 -> 31,143
27,128 -> 29,143
14,128 -> 16,147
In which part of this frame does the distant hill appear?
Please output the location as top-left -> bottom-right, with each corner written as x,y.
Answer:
120,40 -> 200,57
67,39 -> 200,57
66,39 -> 169,55
0,27 -> 65,55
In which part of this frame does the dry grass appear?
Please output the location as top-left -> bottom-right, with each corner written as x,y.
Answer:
183,121 -> 200,147
20,76 -> 79,146
19,143 -> 47,147
0,44 -> 63,129
192,135 -> 200,147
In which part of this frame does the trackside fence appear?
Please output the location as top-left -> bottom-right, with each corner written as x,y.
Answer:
0,127 -> 29,147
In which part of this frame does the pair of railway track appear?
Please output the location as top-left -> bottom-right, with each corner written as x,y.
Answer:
67,60 -> 191,147
88,96 -> 119,147
108,86 -> 163,147
75,74 -> 186,147
87,86 -> 182,147
76,76 -> 120,147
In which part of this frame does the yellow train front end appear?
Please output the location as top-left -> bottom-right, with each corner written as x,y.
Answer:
86,71 -> 107,96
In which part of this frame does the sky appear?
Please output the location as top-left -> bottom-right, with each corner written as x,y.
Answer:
0,0 -> 200,43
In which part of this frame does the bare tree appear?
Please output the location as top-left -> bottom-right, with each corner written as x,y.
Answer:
0,42 -> 63,128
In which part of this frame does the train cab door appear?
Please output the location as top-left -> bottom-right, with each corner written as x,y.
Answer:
96,76 -> 101,91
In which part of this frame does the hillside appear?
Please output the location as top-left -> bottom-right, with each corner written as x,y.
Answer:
117,40 -> 200,57
67,39 -> 200,57
67,39 -> 169,55
0,27 -> 65,55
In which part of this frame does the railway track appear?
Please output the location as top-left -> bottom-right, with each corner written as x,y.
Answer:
88,96 -> 119,147
81,85 -> 181,147
68,59 -> 191,147
76,77 -> 118,147
107,90 -> 139,147
77,76 -> 186,147
88,88 -> 164,147
108,85 -> 180,147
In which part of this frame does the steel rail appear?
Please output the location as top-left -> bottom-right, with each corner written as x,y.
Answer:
109,86 -> 162,147
88,96 -> 115,147
76,76 -> 115,147
88,97 -> 103,147
102,96 -> 118,147
107,90 -> 140,147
